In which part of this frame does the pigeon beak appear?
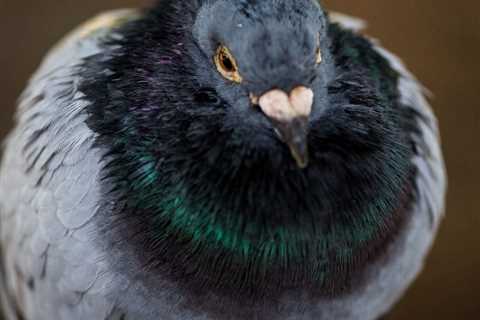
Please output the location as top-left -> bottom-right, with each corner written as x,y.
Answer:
254,86 -> 314,169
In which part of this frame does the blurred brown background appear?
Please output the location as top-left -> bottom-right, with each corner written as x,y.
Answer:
0,0 -> 478,319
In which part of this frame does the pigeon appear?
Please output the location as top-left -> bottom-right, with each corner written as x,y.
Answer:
0,1 -> 446,319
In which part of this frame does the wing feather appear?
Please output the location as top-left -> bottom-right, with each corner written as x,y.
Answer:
0,10 -> 140,320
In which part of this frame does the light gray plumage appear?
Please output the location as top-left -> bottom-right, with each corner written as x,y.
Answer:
0,9 -> 446,320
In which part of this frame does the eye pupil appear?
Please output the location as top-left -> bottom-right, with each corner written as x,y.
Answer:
221,54 -> 235,72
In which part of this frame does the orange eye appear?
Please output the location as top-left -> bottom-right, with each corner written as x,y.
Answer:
214,45 -> 242,83
315,34 -> 322,64
315,47 -> 322,64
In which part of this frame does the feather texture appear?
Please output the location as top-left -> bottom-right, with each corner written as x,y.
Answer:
0,8 -> 446,320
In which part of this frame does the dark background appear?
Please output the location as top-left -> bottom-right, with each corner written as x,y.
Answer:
0,0 -> 478,319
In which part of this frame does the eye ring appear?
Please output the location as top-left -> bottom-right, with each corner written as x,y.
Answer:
315,33 -> 322,65
214,45 -> 243,83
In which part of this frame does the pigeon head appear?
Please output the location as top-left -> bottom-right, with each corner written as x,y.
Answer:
190,0 -> 331,167
82,0 -> 415,308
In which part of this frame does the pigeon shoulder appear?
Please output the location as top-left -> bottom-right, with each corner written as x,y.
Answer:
322,11 -> 447,319
329,10 -> 446,224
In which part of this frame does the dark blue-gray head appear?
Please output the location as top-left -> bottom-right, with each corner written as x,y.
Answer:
189,0 -> 333,167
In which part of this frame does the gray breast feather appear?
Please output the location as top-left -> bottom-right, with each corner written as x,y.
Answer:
0,10 -> 139,320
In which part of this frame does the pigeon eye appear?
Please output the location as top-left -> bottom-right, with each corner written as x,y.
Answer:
315,34 -> 322,65
214,45 -> 242,83
315,47 -> 322,64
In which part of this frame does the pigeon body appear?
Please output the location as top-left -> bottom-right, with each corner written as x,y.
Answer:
0,1 -> 446,320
